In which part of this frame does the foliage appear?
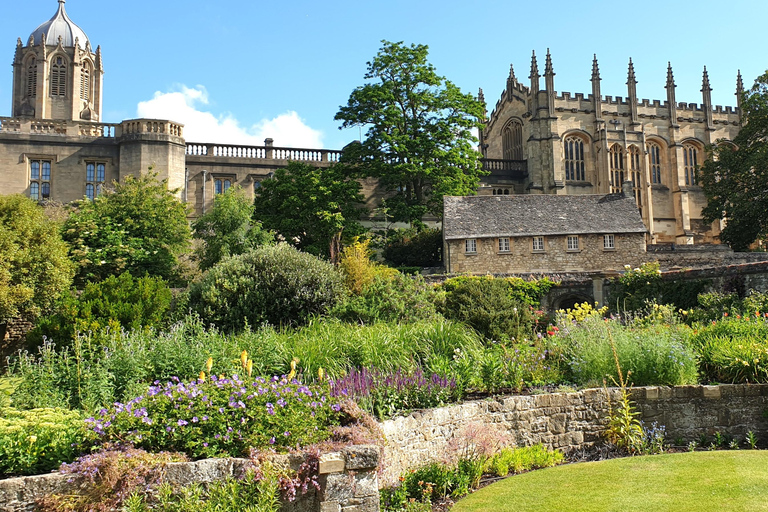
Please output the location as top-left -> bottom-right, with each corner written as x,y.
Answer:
483,444 -> 565,478
476,341 -> 560,393
192,186 -> 274,271
552,313 -> 698,387
603,333 -> 645,454
700,72 -> 768,250
609,262 -> 708,312
38,446 -> 188,512
686,291 -> 768,324
189,244 -> 347,331
329,367 -> 459,419
692,315 -> 768,383
0,407 -> 92,477
330,273 -> 438,325
382,227 -> 442,267
436,276 -> 554,342
28,272 -> 173,347
252,161 -> 364,261
89,373 -> 341,459
338,237 -> 397,294
0,194 -> 74,324
335,40 -> 485,223
62,173 -> 191,285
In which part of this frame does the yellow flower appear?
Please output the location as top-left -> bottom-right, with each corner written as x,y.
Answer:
205,357 -> 213,373
246,360 -> 253,378
29,435 -> 37,444
240,350 -> 248,369
318,368 -> 325,382
199,371 -> 206,382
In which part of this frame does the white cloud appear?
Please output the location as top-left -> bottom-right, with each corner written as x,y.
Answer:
136,85 -> 324,148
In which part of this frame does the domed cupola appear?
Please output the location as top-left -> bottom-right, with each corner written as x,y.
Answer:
29,0 -> 90,49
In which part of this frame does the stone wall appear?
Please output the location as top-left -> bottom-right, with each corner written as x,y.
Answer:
0,445 -> 380,512
379,385 -> 768,484
648,244 -> 768,270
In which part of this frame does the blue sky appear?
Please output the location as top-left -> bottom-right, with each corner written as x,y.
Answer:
2,0 -> 766,149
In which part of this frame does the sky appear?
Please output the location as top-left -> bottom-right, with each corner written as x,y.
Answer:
2,0 -> 767,149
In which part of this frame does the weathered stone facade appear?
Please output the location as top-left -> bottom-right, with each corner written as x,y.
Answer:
0,446 -> 380,512
379,385 -> 768,484
479,51 -> 742,245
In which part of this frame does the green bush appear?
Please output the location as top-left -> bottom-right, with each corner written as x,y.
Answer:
553,315 -> 698,387
330,273 -> 438,325
693,317 -> 768,383
0,407 -> 92,477
608,262 -> 708,312
484,444 -> 565,477
382,227 -> 442,267
27,272 -> 173,348
189,244 -> 346,331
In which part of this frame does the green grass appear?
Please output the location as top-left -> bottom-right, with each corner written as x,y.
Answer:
453,451 -> 768,512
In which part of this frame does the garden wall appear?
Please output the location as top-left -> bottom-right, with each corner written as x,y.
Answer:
0,445 -> 380,512
379,384 -> 768,484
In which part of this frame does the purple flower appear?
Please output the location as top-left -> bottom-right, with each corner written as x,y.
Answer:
178,419 -> 188,427
269,437 -> 276,444
192,417 -> 199,423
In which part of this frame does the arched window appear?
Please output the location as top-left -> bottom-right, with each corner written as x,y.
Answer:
80,63 -> 91,101
609,144 -> 625,193
215,178 -> 232,195
628,145 -> 642,206
26,58 -> 37,98
50,56 -> 67,97
683,143 -> 700,186
502,120 -> 524,160
564,135 -> 585,181
30,160 -> 52,200
647,141 -> 662,184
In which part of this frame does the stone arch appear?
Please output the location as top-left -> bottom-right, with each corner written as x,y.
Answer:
681,138 -> 705,186
562,130 -> 593,183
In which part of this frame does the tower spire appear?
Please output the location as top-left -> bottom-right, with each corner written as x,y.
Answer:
627,58 -> 638,125
666,62 -> 678,127
736,70 -> 744,125
529,50 -> 540,116
702,66 -> 714,130
591,54 -> 602,121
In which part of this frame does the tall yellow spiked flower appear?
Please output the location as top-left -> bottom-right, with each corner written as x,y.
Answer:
318,367 -> 325,382
199,371 -> 206,382
240,350 -> 248,370
246,359 -> 253,377
287,357 -> 299,381
205,357 -> 213,373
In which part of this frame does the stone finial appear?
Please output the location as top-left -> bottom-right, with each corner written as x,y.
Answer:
17,37 -> 23,48
529,50 -> 539,80
591,54 -> 600,81
665,62 -> 676,89
478,87 -> 485,104
29,34 -> 37,46
544,48 -> 555,77
736,70 -> 744,124
509,64 -> 516,81
701,66 -> 712,94
627,58 -> 637,85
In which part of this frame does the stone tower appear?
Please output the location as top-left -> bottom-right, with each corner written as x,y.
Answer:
11,0 -> 104,122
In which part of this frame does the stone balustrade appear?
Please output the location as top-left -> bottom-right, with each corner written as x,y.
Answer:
78,122 -> 118,138
186,142 -> 342,163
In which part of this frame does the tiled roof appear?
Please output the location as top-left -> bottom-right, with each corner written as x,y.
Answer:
443,193 -> 648,240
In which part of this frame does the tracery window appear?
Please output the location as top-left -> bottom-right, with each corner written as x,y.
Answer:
503,120 -> 524,160
50,56 -> 67,97
80,64 -> 91,101
564,136 -> 585,181
609,144 -> 625,193
628,145 -> 642,207
86,163 -> 105,200
27,58 -> 37,97
647,142 -> 662,184
683,144 -> 700,186
30,160 -> 51,201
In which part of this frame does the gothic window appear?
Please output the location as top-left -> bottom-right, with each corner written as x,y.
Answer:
215,178 -> 232,195
26,58 -> 37,97
80,64 -> 91,101
564,136 -> 585,181
498,238 -> 510,253
465,239 -> 477,254
30,160 -> 51,200
50,56 -> 67,97
86,163 -> 106,200
628,145 -> 642,206
253,181 -> 262,194
647,142 -> 662,184
609,144 -> 625,193
683,144 -> 700,186
492,188 -> 510,195
502,120 -> 524,160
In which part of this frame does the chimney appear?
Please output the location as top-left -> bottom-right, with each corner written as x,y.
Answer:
622,179 -> 634,200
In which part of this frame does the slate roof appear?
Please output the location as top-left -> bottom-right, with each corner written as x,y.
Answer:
443,194 -> 648,240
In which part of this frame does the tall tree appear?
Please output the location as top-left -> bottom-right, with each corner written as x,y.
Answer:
335,40 -> 485,223
252,162 -> 364,262
192,187 -> 273,271
62,173 -> 191,285
701,72 -> 768,251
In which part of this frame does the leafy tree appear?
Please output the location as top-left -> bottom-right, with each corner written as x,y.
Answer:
0,195 -> 74,325
252,162 -> 364,262
335,40 -> 485,223
62,173 -> 191,285
701,72 -> 768,251
382,227 -> 443,267
192,187 -> 273,271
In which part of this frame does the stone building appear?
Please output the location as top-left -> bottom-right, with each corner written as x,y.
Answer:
443,185 -> 648,274
478,50 -> 743,245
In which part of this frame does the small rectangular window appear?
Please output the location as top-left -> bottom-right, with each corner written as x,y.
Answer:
567,235 -> 580,251
604,234 -> 615,250
532,236 -> 544,252
30,159 -> 51,200
498,237 -> 510,253
465,239 -> 477,254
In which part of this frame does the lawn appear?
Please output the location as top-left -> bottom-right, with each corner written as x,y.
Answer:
453,451 -> 768,512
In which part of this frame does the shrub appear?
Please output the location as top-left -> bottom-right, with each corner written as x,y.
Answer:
28,272 -> 173,348
89,374 -> 342,459
382,227 -> 442,267
189,244 -> 346,330
553,315 -> 698,387
330,273 -> 438,325
475,341 -> 561,393
0,407 -> 92,477
608,262 -> 708,312
337,238 -> 397,295
484,444 -> 565,477
693,316 -> 768,383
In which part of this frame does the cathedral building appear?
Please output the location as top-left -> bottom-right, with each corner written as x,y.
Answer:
478,50 -> 743,245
